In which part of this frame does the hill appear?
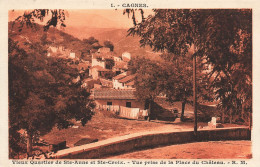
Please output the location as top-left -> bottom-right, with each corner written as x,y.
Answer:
63,26 -> 162,61
8,22 -> 162,62
62,27 -> 116,40
8,22 -> 84,53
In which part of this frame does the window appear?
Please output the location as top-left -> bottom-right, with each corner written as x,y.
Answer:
107,102 -> 112,105
126,102 -> 131,108
116,71 -> 121,75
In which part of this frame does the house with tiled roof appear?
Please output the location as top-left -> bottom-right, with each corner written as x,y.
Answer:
118,75 -> 135,83
113,73 -> 126,89
112,73 -> 135,89
125,80 -> 135,88
94,89 -> 136,100
113,73 -> 127,80
99,78 -> 113,88
93,88 -> 148,119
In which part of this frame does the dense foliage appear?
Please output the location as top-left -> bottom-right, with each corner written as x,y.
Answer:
9,37 -> 95,158
128,9 -> 252,123
103,40 -> 114,52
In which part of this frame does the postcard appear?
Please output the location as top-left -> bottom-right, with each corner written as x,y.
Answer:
1,0 -> 259,166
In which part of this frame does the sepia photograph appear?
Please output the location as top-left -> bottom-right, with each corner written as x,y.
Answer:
4,2 -> 255,164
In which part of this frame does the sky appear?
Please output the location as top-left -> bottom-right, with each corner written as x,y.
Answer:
8,9 -> 154,29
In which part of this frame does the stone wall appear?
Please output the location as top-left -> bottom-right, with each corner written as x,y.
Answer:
54,127 -> 250,159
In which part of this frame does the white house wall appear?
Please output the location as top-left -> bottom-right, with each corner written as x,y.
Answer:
95,99 -> 145,110
92,58 -> 106,68
113,79 -> 124,89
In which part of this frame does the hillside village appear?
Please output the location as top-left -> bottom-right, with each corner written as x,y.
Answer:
46,42 -> 153,120
44,37 -> 218,123
9,21 -> 178,122
9,23 -> 192,158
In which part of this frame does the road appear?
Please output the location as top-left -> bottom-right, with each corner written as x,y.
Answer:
107,140 -> 251,159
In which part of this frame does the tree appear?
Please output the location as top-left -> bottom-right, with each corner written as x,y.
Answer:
9,38 -> 95,158
129,57 -> 166,121
161,54 -> 193,121
103,40 -> 114,52
162,53 -> 212,122
129,54 -> 208,122
127,9 -> 252,135
105,58 -> 115,69
82,37 -> 102,53
102,71 -> 116,80
11,9 -> 66,31
83,37 -> 99,46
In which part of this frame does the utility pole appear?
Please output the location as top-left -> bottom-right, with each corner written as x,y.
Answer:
193,54 -> 198,138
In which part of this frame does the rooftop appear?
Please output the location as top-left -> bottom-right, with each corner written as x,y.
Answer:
93,89 -> 136,100
122,57 -> 130,62
113,73 -> 127,80
98,47 -> 111,53
113,61 -> 127,69
91,65 -> 110,72
78,63 -> 90,68
118,75 -> 135,83
93,53 -> 114,60
125,80 -> 135,86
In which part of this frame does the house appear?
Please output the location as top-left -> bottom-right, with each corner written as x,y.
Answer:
91,55 -> 106,68
91,53 -> 115,69
81,78 -> 101,90
94,89 -> 141,108
69,52 -> 76,59
118,75 -> 135,89
97,47 -> 111,54
112,73 -> 127,89
112,61 -> 128,75
47,46 -> 78,59
125,80 -> 135,89
99,78 -> 113,88
47,46 -> 67,57
122,52 -> 131,62
112,73 -> 135,89
48,46 -> 61,53
89,65 -> 111,80
93,88 -> 148,119
113,55 -> 122,62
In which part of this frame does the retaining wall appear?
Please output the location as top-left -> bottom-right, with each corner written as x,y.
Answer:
54,127 -> 250,159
